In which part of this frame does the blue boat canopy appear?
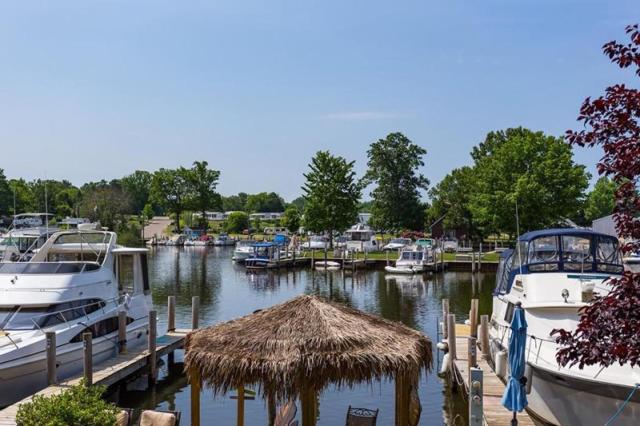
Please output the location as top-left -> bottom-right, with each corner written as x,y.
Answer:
253,242 -> 277,248
493,228 -> 623,295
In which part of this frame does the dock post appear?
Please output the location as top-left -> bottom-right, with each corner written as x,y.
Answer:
83,332 -> 93,386
118,311 -> 127,354
386,250 -> 389,266
324,247 -> 328,269
447,314 -> 456,360
469,367 -> 483,426
192,296 -> 200,330
478,243 -> 482,272
190,367 -> 201,426
311,250 -> 315,268
480,315 -> 490,359
46,331 -> 57,385
471,251 -> 476,273
149,310 -> 157,385
468,336 -> 477,382
442,299 -> 450,340
167,295 -> 176,332
470,299 -> 479,338
440,249 -> 444,272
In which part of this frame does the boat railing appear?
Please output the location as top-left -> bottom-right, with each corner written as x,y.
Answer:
0,261 -> 101,274
30,295 -> 124,334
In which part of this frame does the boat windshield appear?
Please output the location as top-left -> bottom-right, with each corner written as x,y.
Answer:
347,232 -> 372,241
401,251 -> 423,260
0,262 -> 100,274
237,240 -> 254,247
0,299 -> 106,330
390,238 -> 410,244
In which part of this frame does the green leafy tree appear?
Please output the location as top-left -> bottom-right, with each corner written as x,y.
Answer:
224,211 -> 249,233
428,166 -> 478,238
363,132 -> 429,231
245,192 -> 285,213
7,178 -> 34,215
289,196 -> 305,212
142,203 -> 154,221
469,127 -> 590,236
121,170 -> 153,214
28,179 -> 80,218
151,168 -> 193,232
186,161 -> 222,230
0,170 -> 10,216
79,182 -> 132,230
281,205 -> 301,233
222,193 -> 248,211
584,176 -> 617,222
302,151 -> 361,246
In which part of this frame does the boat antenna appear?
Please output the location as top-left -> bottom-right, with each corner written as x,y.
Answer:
44,176 -> 49,236
516,198 -> 523,275
13,186 -> 16,218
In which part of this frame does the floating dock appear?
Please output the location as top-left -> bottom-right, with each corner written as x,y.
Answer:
448,323 -> 535,425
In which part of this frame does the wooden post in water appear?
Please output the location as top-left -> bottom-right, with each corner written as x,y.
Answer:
192,296 -> 200,330
237,385 -> 245,426
311,250 -> 315,268
471,251 -> 476,273
480,315 -> 490,359
167,295 -> 176,332
190,367 -> 201,426
46,331 -> 57,385
442,299 -> 450,340
83,332 -> 93,386
478,243 -> 483,272
470,299 -> 479,339
447,314 -> 457,360
149,310 -> 157,385
386,250 -> 390,266
118,310 -> 127,354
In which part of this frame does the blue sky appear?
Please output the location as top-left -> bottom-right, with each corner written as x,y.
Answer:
1,1 -> 638,201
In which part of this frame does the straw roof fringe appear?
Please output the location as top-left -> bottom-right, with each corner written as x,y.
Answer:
184,295 -> 432,402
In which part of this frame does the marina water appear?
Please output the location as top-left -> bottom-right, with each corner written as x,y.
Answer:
109,246 -> 495,425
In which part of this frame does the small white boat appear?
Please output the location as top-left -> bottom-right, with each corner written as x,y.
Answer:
382,238 -> 412,251
232,240 -> 255,262
314,260 -> 341,270
345,224 -> 379,253
165,234 -> 185,246
385,246 -> 428,274
302,235 -> 329,250
213,232 -> 236,246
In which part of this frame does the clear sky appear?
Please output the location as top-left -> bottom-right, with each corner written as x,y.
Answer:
1,1 -> 638,201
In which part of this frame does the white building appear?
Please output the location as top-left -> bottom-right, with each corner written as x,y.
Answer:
249,212 -> 284,221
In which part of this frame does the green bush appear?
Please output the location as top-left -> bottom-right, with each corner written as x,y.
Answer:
16,381 -> 118,426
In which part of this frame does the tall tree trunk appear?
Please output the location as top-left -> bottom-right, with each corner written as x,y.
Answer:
175,210 -> 181,233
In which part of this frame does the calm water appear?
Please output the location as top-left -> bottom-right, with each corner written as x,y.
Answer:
108,246 -> 495,425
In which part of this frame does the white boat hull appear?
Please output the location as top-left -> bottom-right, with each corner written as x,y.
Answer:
526,365 -> 640,426
0,325 -> 148,407
384,265 -> 424,274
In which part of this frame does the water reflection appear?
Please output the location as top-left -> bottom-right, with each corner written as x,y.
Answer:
111,247 -> 495,425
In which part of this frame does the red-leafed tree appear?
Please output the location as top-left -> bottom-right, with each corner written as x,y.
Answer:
553,24 -> 640,368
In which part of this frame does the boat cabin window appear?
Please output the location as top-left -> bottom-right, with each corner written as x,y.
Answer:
401,251 -> 423,261
0,262 -> 99,274
117,255 -> 135,295
348,232 -> 371,241
562,235 -> 593,271
596,237 -> 622,272
47,252 -> 105,264
527,236 -> 559,272
494,251 -> 513,295
0,299 -> 106,330
69,315 -> 134,343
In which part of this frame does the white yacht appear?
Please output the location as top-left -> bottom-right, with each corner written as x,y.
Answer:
345,224 -> 378,253
301,235 -> 329,250
213,232 -> 236,247
0,229 -> 151,407
489,228 -> 636,426
232,240 -> 255,262
385,246 -> 428,274
0,227 -> 58,262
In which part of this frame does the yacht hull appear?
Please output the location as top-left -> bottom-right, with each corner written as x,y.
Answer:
0,326 -> 148,407
527,365 -> 640,426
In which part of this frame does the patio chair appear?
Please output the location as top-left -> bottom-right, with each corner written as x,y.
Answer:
139,409 -> 181,426
345,405 -> 379,426
274,400 -> 297,426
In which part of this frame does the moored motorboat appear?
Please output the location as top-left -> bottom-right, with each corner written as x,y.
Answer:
0,229 -> 151,407
213,232 -> 236,246
384,246 -> 428,274
314,260 -> 341,270
488,228 -> 636,426
232,240 -> 255,262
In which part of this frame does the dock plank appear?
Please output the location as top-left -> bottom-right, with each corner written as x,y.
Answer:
0,330 -> 190,426
451,332 -> 535,426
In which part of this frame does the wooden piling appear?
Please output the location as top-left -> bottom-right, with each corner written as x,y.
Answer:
83,332 -> 93,386
167,295 -> 176,332
468,336 -> 477,382
311,250 -> 315,268
478,243 -> 483,272
480,315 -> 490,359
386,250 -> 390,266
447,314 -> 456,360
442,299 -> 450,340
118,311 -> 127,354
470,299 -> 479,338
149,310 -> 157,384
192,296 -> 200,330
46,331 -> 57,385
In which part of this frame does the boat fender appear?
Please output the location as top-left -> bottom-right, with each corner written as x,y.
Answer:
439,321 -> 445,336
524,363 -> 533,394
464,319 -> 471,326
440,353 -> 451,375
436,341 -> 448,351
495,350 -> 507,379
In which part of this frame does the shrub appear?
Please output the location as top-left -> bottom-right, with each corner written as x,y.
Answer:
16,381 -> 118,426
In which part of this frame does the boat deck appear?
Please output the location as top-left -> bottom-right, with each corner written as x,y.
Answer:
0,329 -> 190,426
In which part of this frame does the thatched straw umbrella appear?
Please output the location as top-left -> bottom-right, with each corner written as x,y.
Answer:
185,294 -> 432,426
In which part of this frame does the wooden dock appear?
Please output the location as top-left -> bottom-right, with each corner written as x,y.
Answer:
449,324 -> 535,426
0,329 -> 190,426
